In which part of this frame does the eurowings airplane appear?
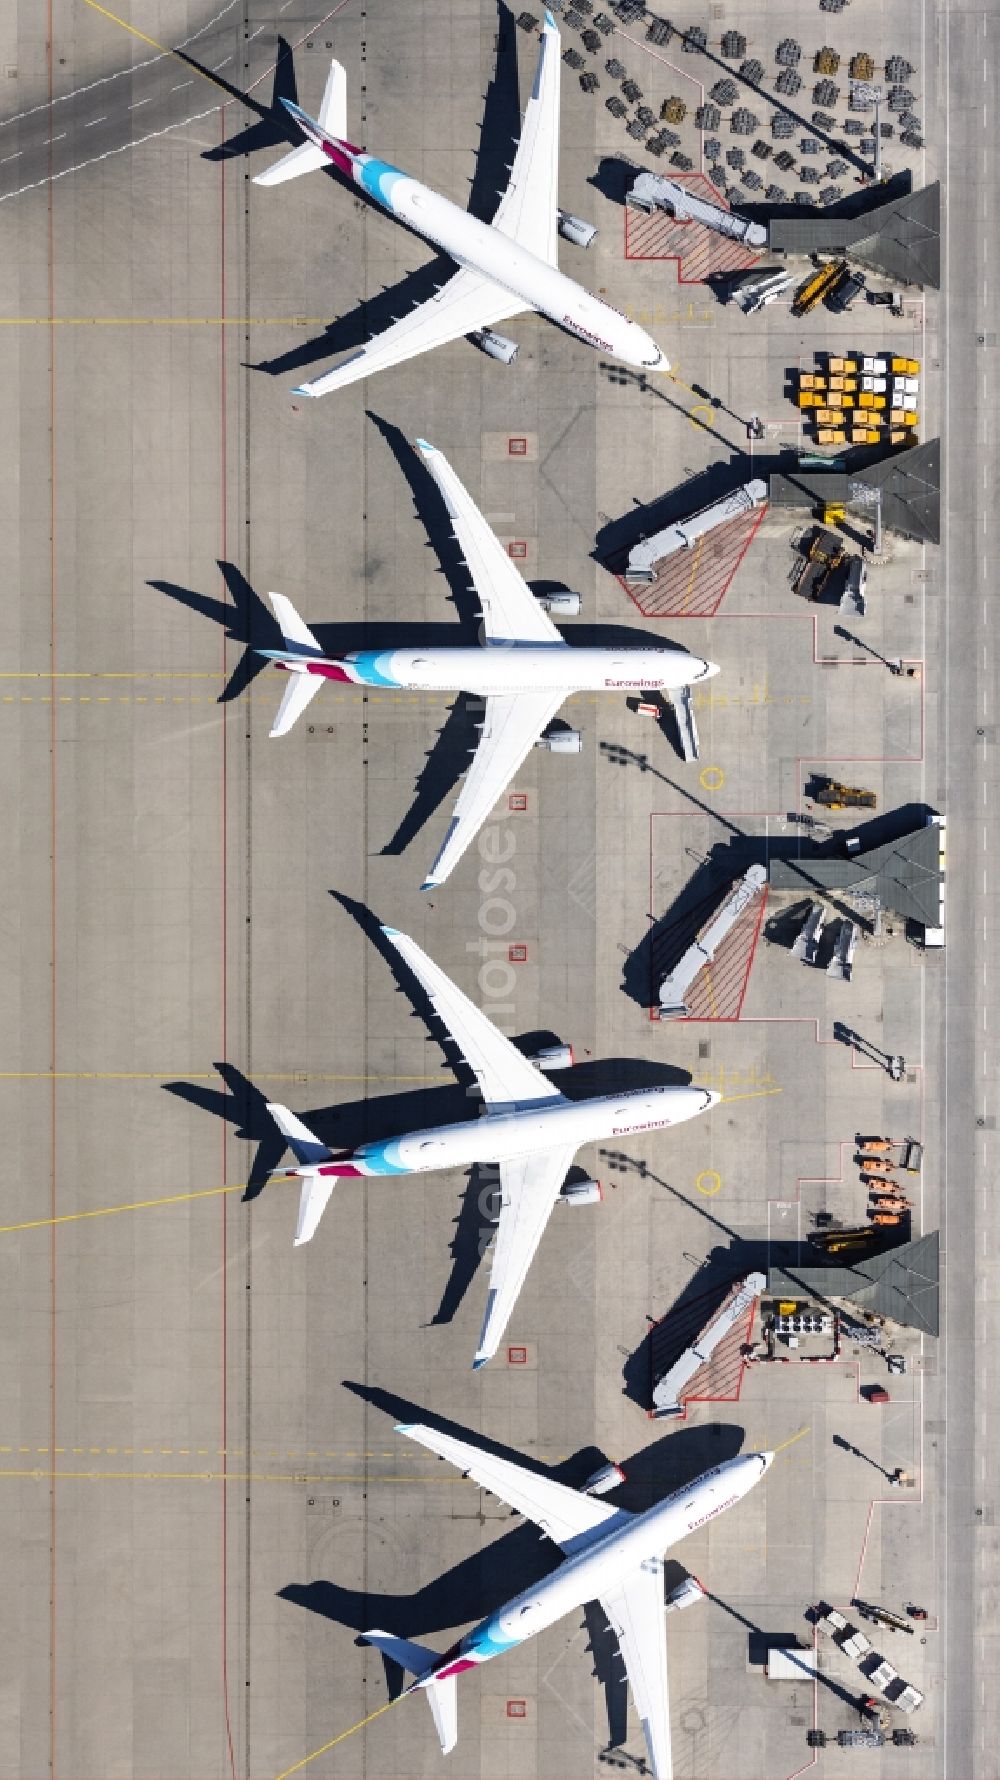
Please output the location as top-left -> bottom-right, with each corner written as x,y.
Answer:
252,11 -> 668,394
361,1425 -> 772,1780
256,439 -> 718,888
267,924 -> 718,1369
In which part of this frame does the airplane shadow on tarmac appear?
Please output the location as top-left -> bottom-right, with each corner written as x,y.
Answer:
148,413 -> 703,861
279,1383 -> 746,1757
163,895 -> 693,1324
230,2 -> 525,382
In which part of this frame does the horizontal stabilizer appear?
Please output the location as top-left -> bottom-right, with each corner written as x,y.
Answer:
362,1632 -> 457,1755
270,671 -> 324,737
267,1103 -> 332,1166
268,592 -> 324,656
362,1629 -> 438,1680
253,61 -> 348,185
253,141 -> 327,186
317,59 -> 348,137
294,1175 -> 337,1246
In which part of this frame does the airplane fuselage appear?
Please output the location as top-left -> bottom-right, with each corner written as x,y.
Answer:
264,644 -> 716,694
298,121 -> 665,372
426,1454 -> 769,1680
310,1083 -> 715,1178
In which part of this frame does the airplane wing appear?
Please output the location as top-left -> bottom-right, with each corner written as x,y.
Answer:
599,1564 -> 673,1780
293,267 -> 528,398
475,1143 -> 579,1368
491,10 -> 561,265
425,689 -> 567,888
380,926 -> 562,1109
416,441 -> 563,644
397,1421 -> 622,1551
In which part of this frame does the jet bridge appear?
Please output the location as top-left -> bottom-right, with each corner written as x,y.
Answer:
652,1272 -> 766,1417
626,171 -> 768,250
627,480 -> 768,584
657,864 -> 767,1018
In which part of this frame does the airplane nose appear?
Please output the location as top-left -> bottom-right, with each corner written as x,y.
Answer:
700,659 -> 721,680
758,1451 -> 775,1473
701,1088 -> 722,1110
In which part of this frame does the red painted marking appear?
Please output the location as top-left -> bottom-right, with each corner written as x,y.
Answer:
612,505 -> 766,619
508,437 -> 528,456
507,1700 -> 528,1719
649,1283 -> 759,1414
507,541 -> 528,559
508,944 -> 528,963
508,1346 -> 528,1366
624,174 -> 759,282
509,793 -> 528,811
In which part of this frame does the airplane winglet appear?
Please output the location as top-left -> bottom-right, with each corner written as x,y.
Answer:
415,438 -> 436,454
471,1356 -> 489,1372
381,924 -> 402,938
292,384 -> 318,398
419,878 -> 438,893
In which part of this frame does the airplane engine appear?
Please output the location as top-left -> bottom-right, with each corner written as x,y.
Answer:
474,329 -> 519,364
560,1177 -> 602,1206
584,1461 -> 626,1495
535,589 -> 581,616
528,1042 -> 574,1069
536,727 -> 582,753
558,210 -> 598,249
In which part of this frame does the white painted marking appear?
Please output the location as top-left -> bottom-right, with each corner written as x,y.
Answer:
0,105 -> 221,202
0,151 -> 21,163
211,58 -> 233,71
129,97 -> 153,111
84,115 -> 107,128
170,82 -> 195,92
0,0 -> 239,130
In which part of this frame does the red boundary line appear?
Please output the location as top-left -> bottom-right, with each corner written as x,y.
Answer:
622,173 -> 757,281
47,1 -> 58,1770
218,119 -> 237,1780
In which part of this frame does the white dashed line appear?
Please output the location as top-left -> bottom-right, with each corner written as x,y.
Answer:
128,97 -> 153,111
0,105 -> 220,203
0,0 -> 239,130
170,81 -> 194,92
47,133 -> 67,143
84,115 -> 107,128
0,151 -> 21,163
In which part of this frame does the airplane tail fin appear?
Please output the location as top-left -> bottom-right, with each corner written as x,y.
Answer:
266,1103 -> 338,1244
361,1632 -> 458,1755
253,61 -> 348,185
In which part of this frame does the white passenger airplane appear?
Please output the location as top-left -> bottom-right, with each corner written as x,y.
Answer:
361,1425 -> 772,1779
252,11 -> 668,393
256,439 -> 717,888
267,924 -> 718,1369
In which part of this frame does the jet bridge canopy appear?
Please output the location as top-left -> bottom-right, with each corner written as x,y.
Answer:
768,181 -> 941,289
